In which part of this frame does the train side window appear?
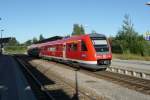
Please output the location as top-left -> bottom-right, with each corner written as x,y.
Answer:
48,47 -> 56,51
81,41 -> 87,51
71,43 -> 77,51
48,47 -> 51,51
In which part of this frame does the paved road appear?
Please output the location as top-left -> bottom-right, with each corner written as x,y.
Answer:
0,55 -> 36,100
112,59 -> 150,71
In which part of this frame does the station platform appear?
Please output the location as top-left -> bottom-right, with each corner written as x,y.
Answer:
0,55 -> 36,100
109,59 -> 150,79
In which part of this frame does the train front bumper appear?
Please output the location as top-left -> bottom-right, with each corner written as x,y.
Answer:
79,62 -> 111,70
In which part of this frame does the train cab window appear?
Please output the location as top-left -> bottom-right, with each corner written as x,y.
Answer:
81,41 -> 87,51
67,43 -> 78,51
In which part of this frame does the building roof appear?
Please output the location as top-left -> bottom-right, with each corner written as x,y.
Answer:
0,37 -> 12,43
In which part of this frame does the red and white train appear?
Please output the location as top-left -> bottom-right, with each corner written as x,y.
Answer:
27,33 -> 112,70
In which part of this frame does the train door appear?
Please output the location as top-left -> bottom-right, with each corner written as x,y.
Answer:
63,44 -> 66,59
66,41 -> 80,60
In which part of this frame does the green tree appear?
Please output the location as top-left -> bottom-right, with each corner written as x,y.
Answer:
39,34 -> 44,41
114,14 -> 150,56
72,24 -> 85,36
110,36 -> 123,54
6,38 -> 19,46
32,37 -> 38,44
80,25 -> 85,34
24,40 -> 32,46
116,14 -> 139,54
91,30 -> 97,34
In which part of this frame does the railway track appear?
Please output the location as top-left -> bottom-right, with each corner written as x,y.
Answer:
69,64 -> 150,95
14,55 -> 97,100
92,71 -> 150,95
15,56 -> 55,100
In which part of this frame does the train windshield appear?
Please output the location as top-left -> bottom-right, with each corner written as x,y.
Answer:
91,38 -> 109,53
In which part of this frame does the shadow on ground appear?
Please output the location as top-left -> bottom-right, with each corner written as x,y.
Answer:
14,54 -> 79,100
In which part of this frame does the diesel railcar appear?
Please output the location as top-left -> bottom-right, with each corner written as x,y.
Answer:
28,33 -> 112,70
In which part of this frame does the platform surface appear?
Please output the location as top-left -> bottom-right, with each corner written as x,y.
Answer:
0,55 -> 36,100
111,59 -> 150,73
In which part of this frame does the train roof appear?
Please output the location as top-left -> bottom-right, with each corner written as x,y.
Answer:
34,36 -> 63,44
28,36 -> 63,49
28,33 -> 106,48
88,33 -> 106,38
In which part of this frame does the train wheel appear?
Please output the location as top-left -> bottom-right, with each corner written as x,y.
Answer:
102,68 -> 107,71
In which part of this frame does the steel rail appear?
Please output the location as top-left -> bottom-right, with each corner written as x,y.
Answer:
81,70 -> 150,95
20,55 -> 97,100
15,57 -> 55,100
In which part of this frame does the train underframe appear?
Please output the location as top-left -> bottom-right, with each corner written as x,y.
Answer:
41,55 -> 111,71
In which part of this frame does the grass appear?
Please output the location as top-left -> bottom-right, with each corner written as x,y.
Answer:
4,47 -> 27,54
4,50 -> 27,54
113,53 -> 150,61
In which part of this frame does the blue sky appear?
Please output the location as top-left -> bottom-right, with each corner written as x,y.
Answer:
0,0 -> 150,43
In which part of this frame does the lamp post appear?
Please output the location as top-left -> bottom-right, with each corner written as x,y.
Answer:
0,29 -> 4,54
1,29 -> 4,39
0,17 -> 1,38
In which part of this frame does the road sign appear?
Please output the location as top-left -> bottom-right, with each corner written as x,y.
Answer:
144,32 -> 150,41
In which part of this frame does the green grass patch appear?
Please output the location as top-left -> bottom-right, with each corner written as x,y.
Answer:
4,46 -> 27,54
113,53 -> 150,61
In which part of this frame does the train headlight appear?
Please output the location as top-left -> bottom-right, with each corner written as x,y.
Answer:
108,54 -> 111,58
95,53 -> 97,58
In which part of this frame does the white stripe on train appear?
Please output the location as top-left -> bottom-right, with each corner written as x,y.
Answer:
40,55 -> 97,64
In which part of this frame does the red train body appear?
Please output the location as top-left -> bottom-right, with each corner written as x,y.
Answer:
28,33 -> 112,70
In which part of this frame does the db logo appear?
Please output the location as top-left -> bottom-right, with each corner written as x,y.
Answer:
103,55 -> 106,58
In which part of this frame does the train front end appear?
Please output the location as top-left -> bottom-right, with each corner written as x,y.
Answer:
89,33 -> 112,69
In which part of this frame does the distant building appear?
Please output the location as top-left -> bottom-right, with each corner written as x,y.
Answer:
144,32 -> 150,41
0,37 -> 12,54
